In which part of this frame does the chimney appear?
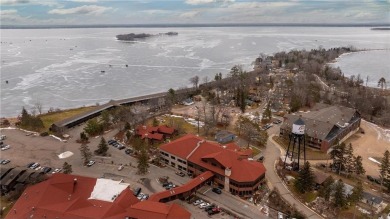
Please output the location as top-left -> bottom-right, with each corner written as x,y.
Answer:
73,178 -> 77,193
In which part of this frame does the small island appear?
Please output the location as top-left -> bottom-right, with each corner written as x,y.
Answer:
371,27 -> 390,31
116,32 -> 178,41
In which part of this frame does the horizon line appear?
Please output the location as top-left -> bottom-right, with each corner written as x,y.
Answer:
1,23 -> 390,29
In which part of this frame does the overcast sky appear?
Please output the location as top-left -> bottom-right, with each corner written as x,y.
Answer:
1,0 -> 389,25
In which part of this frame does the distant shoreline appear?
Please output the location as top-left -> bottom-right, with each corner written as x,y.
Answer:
1,23 -> 390,29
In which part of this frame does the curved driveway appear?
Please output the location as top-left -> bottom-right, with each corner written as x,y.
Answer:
260,126 -> 323,219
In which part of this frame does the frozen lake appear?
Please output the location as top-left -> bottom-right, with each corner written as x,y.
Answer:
1,26 -> 389,117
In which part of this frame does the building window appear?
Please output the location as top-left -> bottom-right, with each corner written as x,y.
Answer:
170,156 -> 176,160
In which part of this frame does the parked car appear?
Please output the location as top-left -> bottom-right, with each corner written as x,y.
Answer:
27,162 -> 35,168
1,159 -> 10,165
278,212 -> 284,219
212,188 -> 222,194
141,194 -> 149,201
42,167 -> 52,174
204,204 -> 216,211
125,148 -> 133,155
117,145 -> 125,150
1,145 -> 10,151
367,175 -> 375,182
31,163 -> 40,169
175,171 -> 185,177
193,199 -> 203,206
86,160 -> 95,167
0,135 -> 6,140
118,165 -> 124,171
208,207 -> 221,215
199,202 -> 209,209
52,168 -> 62,174
108,139 -> 116,145
137,193 -> 144,200
257,156 -> 264,162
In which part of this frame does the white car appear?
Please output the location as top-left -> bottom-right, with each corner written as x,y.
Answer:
51,168 -> 62,174
1,145 -> 10,151
87,160 -> 95,167
118,165 -> 124,171
0,135 -> 6,140
199,202 -> 209,209
278,212 -> 284,219
193,200 -> 203,206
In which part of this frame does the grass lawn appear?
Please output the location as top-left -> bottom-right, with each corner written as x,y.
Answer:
158,116 -> 198,135
303,191 -> 318,203
273,136 -> 330,160
250,146 -> 261,156
39,106 -> 96,131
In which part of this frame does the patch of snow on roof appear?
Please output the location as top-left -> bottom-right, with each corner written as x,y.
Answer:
89,178 -> 130,202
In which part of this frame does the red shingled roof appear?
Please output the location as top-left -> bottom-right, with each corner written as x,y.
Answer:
6,173 -> 190,219
160,134 -> 266,183
136,125 -> 175,141
149,171 -> 214,202
159,134 -> 202,159
127,202 -> 191,219
158,125 -> 175,135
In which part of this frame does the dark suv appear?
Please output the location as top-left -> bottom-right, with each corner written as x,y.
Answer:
212,188 -> 222,194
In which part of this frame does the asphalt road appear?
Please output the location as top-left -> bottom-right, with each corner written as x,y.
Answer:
261,125 -> 323,219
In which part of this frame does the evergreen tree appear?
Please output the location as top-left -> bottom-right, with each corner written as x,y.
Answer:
349,181 -> 363,204
330,142 -> 346,174
84,118 -> 104,136
80,131 -> 89,143
94,137 -> 108,156
137,149 -> 149,175
62,162 -> 73,174
355,155 -> 365,176
80,143 -> 92,165
124,122 -> 131,130
380,150 -> 390,192
294,161 -> 315,193
100,110 -> 111,129
125,130 -> 132,143
262,102 -> 272,121
333,179 -> 346,208
344,143 -> 355,175
319,176 -> 334,201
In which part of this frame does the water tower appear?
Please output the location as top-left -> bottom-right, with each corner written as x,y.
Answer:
284,118 -> 306,171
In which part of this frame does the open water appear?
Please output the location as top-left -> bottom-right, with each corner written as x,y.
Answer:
1,26 -> 389,117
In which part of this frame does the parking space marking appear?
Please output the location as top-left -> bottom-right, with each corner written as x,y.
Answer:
203,187 -> 211,194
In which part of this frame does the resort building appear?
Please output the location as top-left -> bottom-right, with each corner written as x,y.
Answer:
159,134 -> 266,197
279,104 -> 361,152
6,173 -> 190,219
135,125 -> 176,143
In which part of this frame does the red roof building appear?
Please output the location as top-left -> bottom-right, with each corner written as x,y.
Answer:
6,173 -> 190,219
135,125 -> 176,142
159,134 -> 266,197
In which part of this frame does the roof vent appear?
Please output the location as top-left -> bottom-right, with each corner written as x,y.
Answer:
222,145 -> 227,149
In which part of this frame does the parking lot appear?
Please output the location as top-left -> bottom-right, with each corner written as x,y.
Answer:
0,127 -> 191,195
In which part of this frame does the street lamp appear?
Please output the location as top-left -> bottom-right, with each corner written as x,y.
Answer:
194,106 -> 200,135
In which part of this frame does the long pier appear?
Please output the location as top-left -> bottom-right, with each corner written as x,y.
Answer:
50,88 -> 195,133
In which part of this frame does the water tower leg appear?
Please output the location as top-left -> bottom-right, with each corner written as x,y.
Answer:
284,134 -> 293,168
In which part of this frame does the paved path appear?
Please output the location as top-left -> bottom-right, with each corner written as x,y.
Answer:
261,126 -> 323,219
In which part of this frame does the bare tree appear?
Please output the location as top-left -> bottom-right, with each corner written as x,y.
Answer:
34,100 -> 43,115
189,75 -> 200,89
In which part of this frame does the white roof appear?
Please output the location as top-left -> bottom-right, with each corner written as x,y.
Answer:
89,178 -> 130,202
58,151 -> 74,159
